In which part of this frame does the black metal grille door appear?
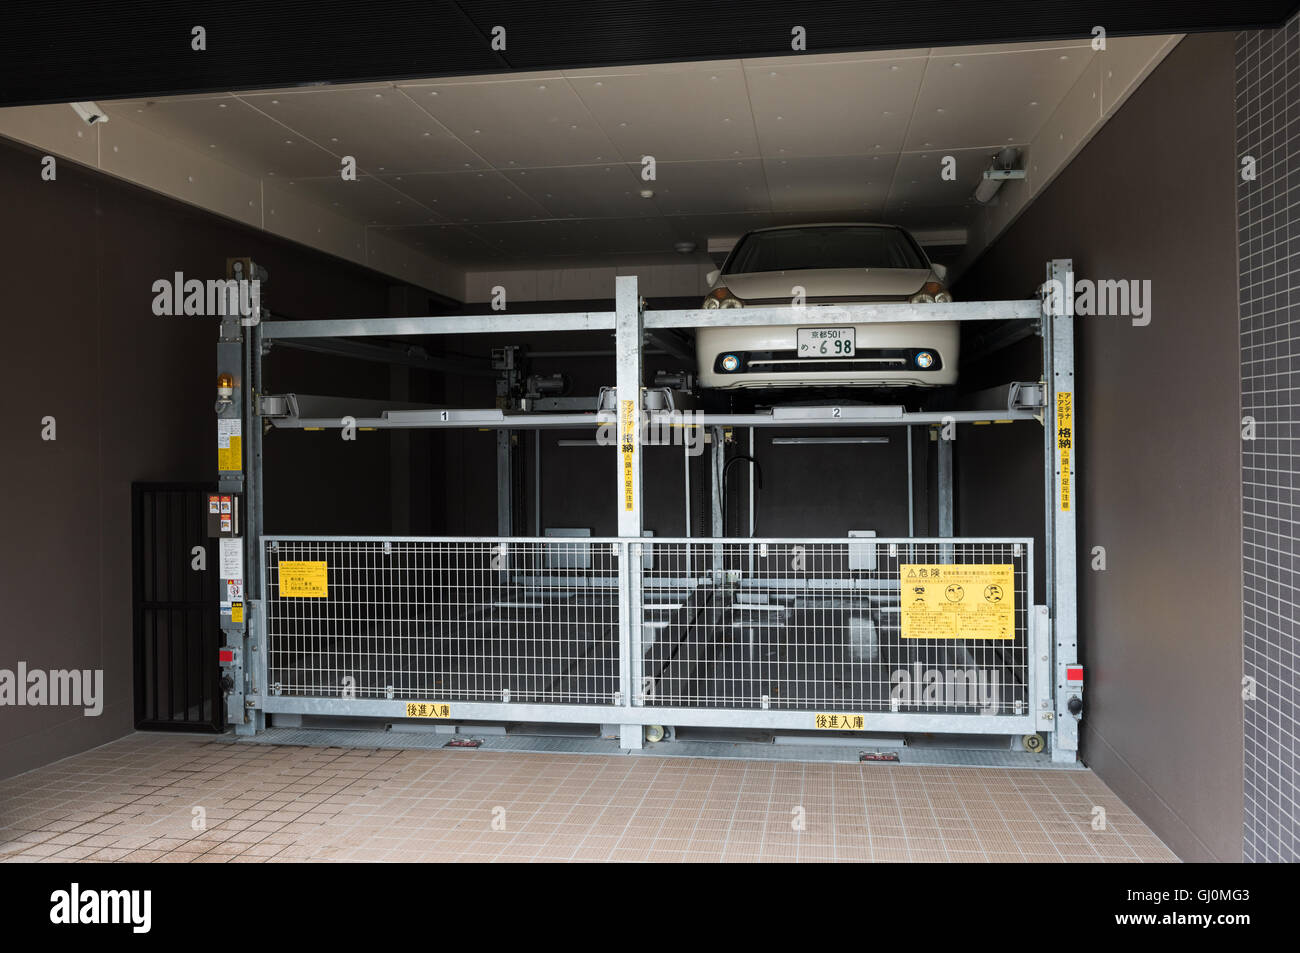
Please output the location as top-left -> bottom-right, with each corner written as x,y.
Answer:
132,483 -> 224,731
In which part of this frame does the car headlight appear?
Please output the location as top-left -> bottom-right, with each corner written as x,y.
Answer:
910,281 -> 953,304
703,287 -> 745,309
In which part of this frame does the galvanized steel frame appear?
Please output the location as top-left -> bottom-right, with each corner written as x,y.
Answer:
225,266 -> 1078,757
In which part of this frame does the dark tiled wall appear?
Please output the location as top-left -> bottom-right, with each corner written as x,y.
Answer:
1237,17 -> 1300,864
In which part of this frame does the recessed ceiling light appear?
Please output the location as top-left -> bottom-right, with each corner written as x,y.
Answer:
890,65 -> 899,71
284,139 -> 293,145
429,90 -> 438,96
953,62 -> 962,68
217,103 -> 227,109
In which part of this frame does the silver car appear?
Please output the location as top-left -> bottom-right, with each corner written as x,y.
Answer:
697,223 -> 958,389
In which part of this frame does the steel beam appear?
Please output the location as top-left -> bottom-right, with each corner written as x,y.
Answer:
260,299 -> 1041,340
266,406 -> 1038,431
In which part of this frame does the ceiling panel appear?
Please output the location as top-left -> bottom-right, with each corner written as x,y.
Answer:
379,170 -> 552,222
745,57 -> 926,157
904,47 -> 1096,150
237,87 -> 488,175
399,78 -> 622,168
285,174 -> 443,227
645,159 -> 770,215
764,155 -> 894,212
109,95 -> 340,177
568,65 -> 759,162
886,147 -> 991,212
373,223 -> 505,266
504,163 -> 648,218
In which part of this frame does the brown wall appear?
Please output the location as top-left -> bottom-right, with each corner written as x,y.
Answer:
955,32 -> 1243,861
0,136 -> 421,779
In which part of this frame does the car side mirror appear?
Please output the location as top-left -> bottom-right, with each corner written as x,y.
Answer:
931,263 -> 948,282
705,269 -> 720,287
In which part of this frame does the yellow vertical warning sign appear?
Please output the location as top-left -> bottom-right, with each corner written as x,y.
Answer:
217,419 -> 242,472
278,561 -> 328,597
900,564 -> 1015,639
1056,391 -> 1072,512
620,399 -> 636,512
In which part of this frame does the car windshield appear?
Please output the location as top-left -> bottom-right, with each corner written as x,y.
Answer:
724,226 -> 927,274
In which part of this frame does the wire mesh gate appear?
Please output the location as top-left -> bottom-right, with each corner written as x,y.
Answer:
259,536 -> 1035,731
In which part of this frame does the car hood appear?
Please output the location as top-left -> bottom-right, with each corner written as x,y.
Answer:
717,267 -> 934,300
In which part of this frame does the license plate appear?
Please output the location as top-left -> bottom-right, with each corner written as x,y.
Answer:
797,327 -> 855,358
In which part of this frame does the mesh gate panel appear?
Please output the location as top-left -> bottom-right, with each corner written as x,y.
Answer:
264,539 -> 620,705
639,540 -> 1030,713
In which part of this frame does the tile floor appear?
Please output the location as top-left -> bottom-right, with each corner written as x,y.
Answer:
0,732 -> 1176,862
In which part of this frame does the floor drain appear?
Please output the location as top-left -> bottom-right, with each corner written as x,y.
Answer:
859,751 -> 900,762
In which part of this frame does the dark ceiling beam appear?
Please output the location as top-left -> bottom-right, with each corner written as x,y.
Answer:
3,0 -> 1296,107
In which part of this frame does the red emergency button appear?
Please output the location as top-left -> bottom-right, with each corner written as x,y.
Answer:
1066,665 -> 1083,683
219,649 -> 235,663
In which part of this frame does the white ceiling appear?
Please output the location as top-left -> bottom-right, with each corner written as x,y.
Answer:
92,36 -> 1176,275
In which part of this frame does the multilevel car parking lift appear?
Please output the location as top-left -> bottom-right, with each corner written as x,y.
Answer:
215,259 -> 1080,763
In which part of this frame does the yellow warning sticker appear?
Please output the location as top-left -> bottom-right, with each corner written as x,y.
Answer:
278,561 -> 328,597
900,564 -> 1015,640
620,398 -> 636,512
231,603 -> 244,624
814,713 -> 866,730
405,702 -> 450,718
1056,391 -> 1073,512
217,419 -> 242,472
